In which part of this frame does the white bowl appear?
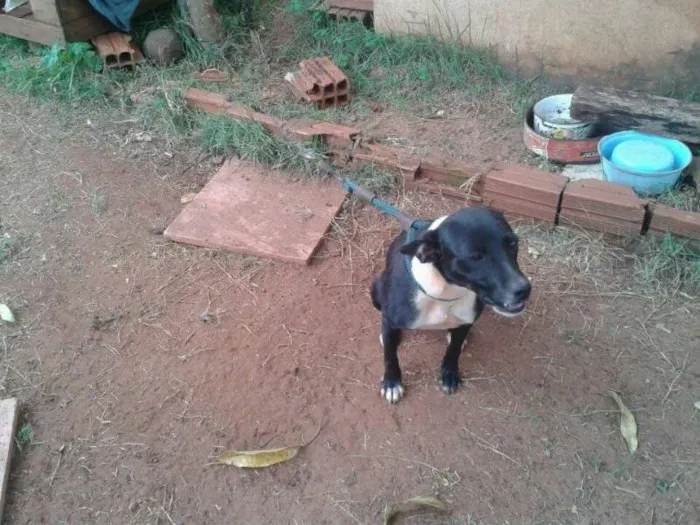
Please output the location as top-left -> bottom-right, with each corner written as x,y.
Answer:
533,94 -> 595,140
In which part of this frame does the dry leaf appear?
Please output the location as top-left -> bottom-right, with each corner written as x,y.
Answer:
215,422 -> 322,468
180,192 -> 197,204
0,303 -> 15,324
216,446 -> 299,468
608,391 -> 638,454
383,496 -> 447,525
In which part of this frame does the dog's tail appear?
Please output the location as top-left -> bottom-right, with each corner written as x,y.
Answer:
370,277 -> 382,311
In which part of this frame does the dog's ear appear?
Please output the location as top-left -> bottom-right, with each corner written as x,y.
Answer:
400,230 -> 441,264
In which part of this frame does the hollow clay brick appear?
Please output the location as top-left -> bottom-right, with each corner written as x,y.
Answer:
649,204 -> 700,240
287,57 -> 350,109
92,33 -> 144,69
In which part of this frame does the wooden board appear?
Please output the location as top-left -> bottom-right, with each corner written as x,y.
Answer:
571,85 -> 700,145
164,160 -> 348,265
0,398 -> 19,524
0,11 -> 64,44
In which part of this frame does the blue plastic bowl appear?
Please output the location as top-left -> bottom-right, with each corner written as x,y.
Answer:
598,131 -> 692,195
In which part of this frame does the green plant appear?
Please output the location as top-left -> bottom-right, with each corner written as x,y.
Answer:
0,38 -> 105,101
15,422 -> 39,452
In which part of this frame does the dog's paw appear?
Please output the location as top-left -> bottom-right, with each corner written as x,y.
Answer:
381,380 -> 405,403
440,368 -> 461,394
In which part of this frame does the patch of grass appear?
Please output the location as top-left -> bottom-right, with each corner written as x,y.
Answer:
15,422 -> 39,452
635,234 -> 700,292
654,187 -> 700,213
347,164 -> 398,195
198,115 -> 323,173
284,0 -> 548,111
0,38 -> 106,102
0,232 -> 18,265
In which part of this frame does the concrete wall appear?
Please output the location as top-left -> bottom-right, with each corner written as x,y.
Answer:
375,0 -> 700,89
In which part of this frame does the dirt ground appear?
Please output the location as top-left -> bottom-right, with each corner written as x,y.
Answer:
1,90 -> 699,525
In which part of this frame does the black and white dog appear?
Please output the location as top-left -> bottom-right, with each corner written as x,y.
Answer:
370,207 -> 531,403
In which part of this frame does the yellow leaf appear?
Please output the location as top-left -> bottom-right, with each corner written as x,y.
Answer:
608,391 -> 638,454
215,421 -> 322,469
382,496 -> 448,525
216,446 -> 299,468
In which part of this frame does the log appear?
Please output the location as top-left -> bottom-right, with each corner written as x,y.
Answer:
570,85 -> 700,145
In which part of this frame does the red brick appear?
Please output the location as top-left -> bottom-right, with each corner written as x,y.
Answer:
484,166 -> 568,208
184,88 -> 229,113
353,143 -> 420,181
485,192 -> 558,223
649,204 -> 700,240
561,179 -> 646,221
410,180 -> 482,205
559,179 -> 646,235
419,155 -> 481,186
283,119 -> 360,147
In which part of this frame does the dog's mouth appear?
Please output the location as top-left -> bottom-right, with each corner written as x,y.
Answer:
484,299 -> 527,317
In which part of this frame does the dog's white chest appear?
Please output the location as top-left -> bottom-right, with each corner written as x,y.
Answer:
411,291 -> 478,330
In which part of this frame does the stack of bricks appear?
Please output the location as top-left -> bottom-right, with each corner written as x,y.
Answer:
286,57 -> 350,109
559,179 -> 646,235
483,166 -> 568,223
648,204 -> 700,240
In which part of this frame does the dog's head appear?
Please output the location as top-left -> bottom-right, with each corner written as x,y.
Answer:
400,207 -> 531,316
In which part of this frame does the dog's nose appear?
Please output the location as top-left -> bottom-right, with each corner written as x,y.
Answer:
511,280 -> 531,302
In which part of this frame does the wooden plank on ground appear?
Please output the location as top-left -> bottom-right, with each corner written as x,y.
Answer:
571,85 -> 700,145
0,398 -> 19,524
164,159 -> 348,265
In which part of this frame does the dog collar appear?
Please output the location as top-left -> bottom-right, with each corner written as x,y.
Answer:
404,220 -> 463,303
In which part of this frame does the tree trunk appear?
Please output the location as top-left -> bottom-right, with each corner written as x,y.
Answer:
185,0 -> 223,43
571,85 -> 700,145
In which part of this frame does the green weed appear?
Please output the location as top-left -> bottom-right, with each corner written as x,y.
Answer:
348,164 -> 397,195
654,187 -> 700,213
15,422 -> 39,452
0,38 -> 106,102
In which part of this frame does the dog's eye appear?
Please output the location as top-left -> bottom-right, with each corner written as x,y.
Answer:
508,239 -> 519,250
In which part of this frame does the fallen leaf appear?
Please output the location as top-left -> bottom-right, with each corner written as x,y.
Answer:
180,192 -> 197,204
0,303 -> 15,324
216,446 -> 299,468
608,391 -> 638,454
215,422 -> 322,468
382,496 -> 447,525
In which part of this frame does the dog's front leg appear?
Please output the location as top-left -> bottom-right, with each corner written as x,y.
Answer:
441,324 -> 471,393
380,316 -> 404,403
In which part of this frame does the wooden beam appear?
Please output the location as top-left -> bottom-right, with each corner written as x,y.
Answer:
0,12 -> 64,45
571,85 -> 700,145
0,399 -> 19,524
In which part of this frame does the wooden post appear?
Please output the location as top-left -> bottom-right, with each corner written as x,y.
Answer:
185,0 -> 223,43
570,85 -> 700,145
